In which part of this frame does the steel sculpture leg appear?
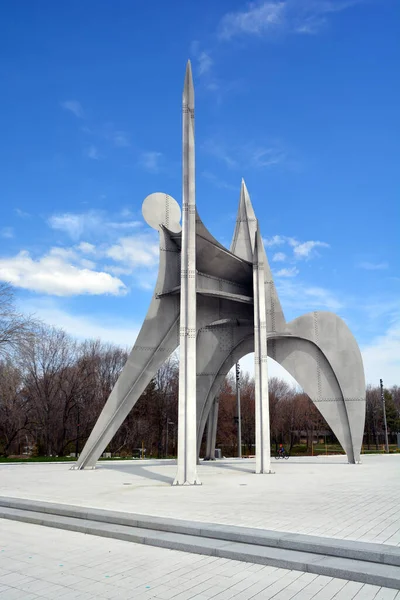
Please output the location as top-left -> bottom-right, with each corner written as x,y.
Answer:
204,397 -> 219,460
73,227 -> 181,470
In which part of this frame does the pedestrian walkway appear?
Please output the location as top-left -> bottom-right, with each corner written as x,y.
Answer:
0,519 -> 398,600
1,455 -> 399,546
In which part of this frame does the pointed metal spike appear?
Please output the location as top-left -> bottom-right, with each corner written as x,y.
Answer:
183,60 -> 194,109
240,178 -> 256,220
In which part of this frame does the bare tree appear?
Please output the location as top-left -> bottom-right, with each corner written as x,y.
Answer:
0,359 -> 34,456
0,283 -> 36,358
18,325 -> 79,455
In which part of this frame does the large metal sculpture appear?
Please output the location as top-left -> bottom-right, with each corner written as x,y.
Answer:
73,62 -> 366,483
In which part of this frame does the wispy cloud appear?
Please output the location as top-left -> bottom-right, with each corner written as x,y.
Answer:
190,40 -> 243,102
358,261 -> 389,271
292,240 -> 330,259
202,140 -> 238,169
48,212 -> 100,240
48,210 -> 141,241
191,40 -> 214,77
110,130 -> 130,148
264,235 -> 286,247
198,51 -> 213,75
22,299 -> 140,349
203,138 -> 288,170
275,267 -> 299,277
60,100 -> 84,118
219,1 -> 285,40
76,242 -> 96,255
278,279 -> 343,312
272,252 -> 286,262
1,227 -> 14,239
249,145 -> 286,168
15,208 -> 30,218
264,235 -> 329,259
139,151 -> 163,173
218,0 -> 363,40
201,171 -> 237,191
100,124 -> 131,148
87,145 -> 100,160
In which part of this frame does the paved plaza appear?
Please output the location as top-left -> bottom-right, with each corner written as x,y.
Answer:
0,519 -> 399,600
1,455 -> 399,545
0,455 -> 399,598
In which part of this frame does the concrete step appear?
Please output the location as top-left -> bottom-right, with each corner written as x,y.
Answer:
0,496 -> 399,567
0,503 -> 399,590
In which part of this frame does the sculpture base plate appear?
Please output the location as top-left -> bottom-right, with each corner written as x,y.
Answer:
172,479 -> 202,486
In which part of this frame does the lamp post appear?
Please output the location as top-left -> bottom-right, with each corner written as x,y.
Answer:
380,379 -> 389,453
236,362 -> 242,459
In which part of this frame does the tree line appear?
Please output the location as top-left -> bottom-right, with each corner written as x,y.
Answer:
0,283 -> 399,458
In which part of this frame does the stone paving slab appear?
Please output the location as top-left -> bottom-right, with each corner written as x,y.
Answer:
0,455 -> 399,546
0,519 -> 399,600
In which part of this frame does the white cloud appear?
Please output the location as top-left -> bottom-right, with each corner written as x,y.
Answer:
80,258 -> 96,269
108,221 -> 142,230
87,145 -> 100,160
48,212 -> 101,240
275,267 -> 299,277
190,41 -> 214,77
139,151 -> 163,172
264,235 -> 329,262
198,51 -> 213,76
76,241 -> 96,254
61,100 -> 84,118
218,0 -> 362,40
358,261 -> 389,271
362,319 -> 400,386
264,235 -> 286,247
292,240 -> 330,259
272,252 -> 286,262
48,210 -> 140,241
106,235 -> 159,269
277,279 -> 343,312
0,250 -> 126,296
1,227 -> 14,239
219,1 -> 285,40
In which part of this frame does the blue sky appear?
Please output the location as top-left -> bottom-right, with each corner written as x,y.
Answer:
0,0 -> 399,384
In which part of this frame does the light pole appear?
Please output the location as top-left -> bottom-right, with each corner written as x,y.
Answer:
380,378 -> 389,453
236,362 -> 242,459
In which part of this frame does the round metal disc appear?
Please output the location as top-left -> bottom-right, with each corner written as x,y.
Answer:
142,192 -> 181,233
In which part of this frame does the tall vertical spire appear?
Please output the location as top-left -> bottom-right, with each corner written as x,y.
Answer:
174,61 -> 201,485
